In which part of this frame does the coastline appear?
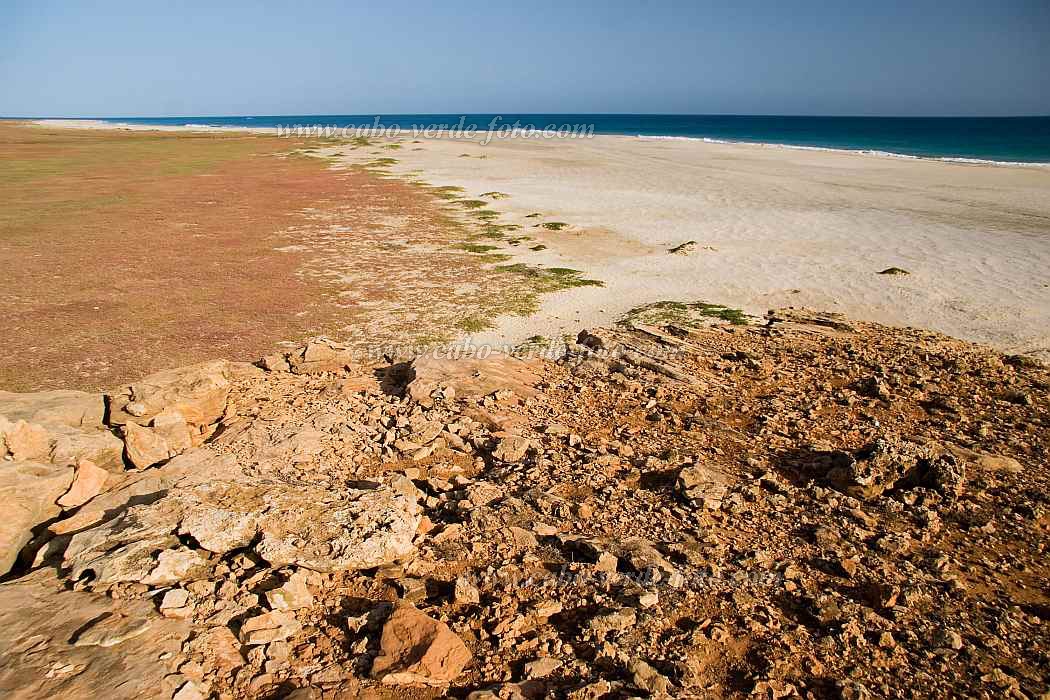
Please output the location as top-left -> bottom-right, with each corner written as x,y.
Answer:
636,134 -> 1050,169
329,129 -> 1050,361
27,118 -> 1050,361
29,117 -> 1050,169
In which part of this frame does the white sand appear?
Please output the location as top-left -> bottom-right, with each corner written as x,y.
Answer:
338,133 -> 1050,359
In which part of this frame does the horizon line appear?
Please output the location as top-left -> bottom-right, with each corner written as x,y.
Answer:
5,112 -> 1050,120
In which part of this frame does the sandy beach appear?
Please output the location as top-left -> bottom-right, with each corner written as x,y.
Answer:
324,131 -> 1050,359
30,119 -> 1050,360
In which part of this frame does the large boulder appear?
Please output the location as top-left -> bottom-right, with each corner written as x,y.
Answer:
0,461 -> 74,575
407,351 -> 541,405
106,360 -> 236,442
286,337 -> 360,375
371,604 -> 472,686
0,390 -> 123,471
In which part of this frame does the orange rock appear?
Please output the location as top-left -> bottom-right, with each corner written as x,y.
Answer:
371,604 -> 472,686
57,459 -> 109,508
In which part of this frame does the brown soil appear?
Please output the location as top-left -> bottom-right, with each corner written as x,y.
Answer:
0,124 -> 544,393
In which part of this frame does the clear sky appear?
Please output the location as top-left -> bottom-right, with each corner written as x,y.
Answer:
1,0 -> 1048,117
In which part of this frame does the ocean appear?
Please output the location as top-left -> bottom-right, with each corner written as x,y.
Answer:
98,114 -> 1050,164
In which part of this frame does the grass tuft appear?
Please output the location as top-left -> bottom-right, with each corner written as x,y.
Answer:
618,300 -> 749,328
458,315 -> 493,333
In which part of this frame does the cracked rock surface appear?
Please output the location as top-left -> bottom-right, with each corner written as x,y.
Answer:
0,309 -> 1048,699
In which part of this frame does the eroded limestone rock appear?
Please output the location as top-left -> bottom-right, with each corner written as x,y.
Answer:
63,472 -> 422,587
0,390 -> 123,471
0,569 -> 190,699
0,461 -> 74,575
107,360 -> 237,444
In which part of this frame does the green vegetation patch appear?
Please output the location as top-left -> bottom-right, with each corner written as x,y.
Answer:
428,185 -> 465,200
458,315 -> 493,333
540,221 -> 569,231
496,264 -> 604,292
477,223 -> 521,239
456,243 -> 500,253
480,191 -> 510,200
618,300 -> 750,329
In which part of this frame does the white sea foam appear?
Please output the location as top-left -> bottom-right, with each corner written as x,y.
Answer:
636,134 -> 1049,168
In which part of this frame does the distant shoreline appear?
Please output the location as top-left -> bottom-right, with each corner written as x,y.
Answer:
25,113 -> 1050,166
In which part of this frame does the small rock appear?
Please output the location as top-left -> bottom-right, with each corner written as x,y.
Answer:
454,575 -> 481,605
524,657 -> 562,679
676,462 -> 732,510
239,610 -> 301,645
57,459 -> 109,509
123,422 -> 175,470
159,589 -> 193,619
627,658 -> 671,695
586,608 -> 636,635
265,570 -> 314,611
936,629 -> 964,651
493,435 -> 532,463
260,353 -> 291,372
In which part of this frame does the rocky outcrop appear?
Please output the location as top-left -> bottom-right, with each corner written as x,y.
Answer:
407,351 -> 541,405
0,316 -> 1047,699
0,461 -> 74,575
0,569 -> 191,699
63,471 -> 422,587
0,389 -> 123,471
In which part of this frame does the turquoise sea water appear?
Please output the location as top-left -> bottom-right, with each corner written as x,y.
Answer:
94,114 -> 1050,164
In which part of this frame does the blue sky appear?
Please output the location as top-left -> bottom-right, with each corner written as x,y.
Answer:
1,0 -> 1047,117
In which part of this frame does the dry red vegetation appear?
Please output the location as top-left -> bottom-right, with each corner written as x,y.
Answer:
0,125 -> 452,391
